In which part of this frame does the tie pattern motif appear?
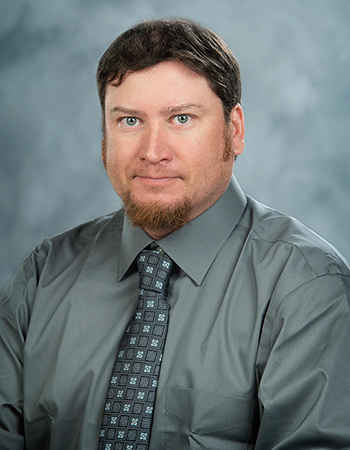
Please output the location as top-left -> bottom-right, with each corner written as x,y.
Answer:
98,248 -> 173,450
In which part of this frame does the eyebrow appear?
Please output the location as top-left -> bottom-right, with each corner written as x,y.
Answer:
109,106 -> 143,116
109,103 -> 207,117
160,103 -> 208,115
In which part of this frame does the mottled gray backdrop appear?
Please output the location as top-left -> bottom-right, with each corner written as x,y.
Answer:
1,0 -> 350,290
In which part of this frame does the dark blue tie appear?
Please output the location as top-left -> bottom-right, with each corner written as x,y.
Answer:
98,247 -> 173,450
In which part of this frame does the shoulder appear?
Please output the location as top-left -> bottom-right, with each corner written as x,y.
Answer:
239,195 -> 350,279
245,198 -> 350,371
33,209 -> 123,264
2,210 -> 125,299
234,195 -> 350,307
0,210 -> 125,335
46,209 -> 123,244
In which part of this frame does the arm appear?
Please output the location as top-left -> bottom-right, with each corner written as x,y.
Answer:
0,253 -> 38,450
255,274 -> 350,449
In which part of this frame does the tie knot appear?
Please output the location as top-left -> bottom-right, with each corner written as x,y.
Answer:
137,248 -> 173,295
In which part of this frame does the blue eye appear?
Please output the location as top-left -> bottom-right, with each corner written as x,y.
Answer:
175,114 -> 189,124
123,117 -> 138,126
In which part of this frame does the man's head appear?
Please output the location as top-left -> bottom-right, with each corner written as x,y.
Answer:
97,19 -> 245,240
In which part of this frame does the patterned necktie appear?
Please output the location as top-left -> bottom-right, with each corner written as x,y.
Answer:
98,247 -> 173,450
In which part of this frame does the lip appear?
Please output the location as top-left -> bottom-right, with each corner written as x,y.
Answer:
134,176 -> 181,187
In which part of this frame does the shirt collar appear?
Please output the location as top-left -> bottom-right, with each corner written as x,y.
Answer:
118,176 -> 247,285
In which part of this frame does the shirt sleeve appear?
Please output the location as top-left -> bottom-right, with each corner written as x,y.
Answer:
0,251 -> 39,450
255,273 -> 350,449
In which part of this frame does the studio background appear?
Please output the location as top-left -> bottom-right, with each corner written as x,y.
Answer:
1,0 -> 350,291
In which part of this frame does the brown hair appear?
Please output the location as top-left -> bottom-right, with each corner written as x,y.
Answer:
96,18 -> 241,122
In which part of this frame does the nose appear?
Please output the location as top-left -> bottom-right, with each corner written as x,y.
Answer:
139,123 -> 173,164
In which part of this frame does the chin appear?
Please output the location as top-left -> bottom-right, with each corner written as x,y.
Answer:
121,190 -> 192,231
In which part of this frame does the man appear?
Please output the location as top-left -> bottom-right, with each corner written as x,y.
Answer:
1,18 -> 349,450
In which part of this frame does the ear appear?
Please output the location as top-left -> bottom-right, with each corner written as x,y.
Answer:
230,104 -> 245,157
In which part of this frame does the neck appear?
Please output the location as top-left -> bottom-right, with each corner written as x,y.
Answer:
144,226 -> 177,241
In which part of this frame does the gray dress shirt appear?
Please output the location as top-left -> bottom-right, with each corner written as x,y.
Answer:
1,176 -> 350,449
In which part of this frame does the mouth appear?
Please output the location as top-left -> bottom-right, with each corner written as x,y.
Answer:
134,175 -> 181,188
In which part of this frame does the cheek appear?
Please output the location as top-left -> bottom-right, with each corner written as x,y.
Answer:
194,138 -> 226,175
104,135 -> 124,169
104,141 -> 123,181
105,131 -> 141,166
194,143 -> 233,191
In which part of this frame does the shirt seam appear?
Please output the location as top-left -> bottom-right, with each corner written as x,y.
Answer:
268,272 -> 350,350
236,222 -> 344,279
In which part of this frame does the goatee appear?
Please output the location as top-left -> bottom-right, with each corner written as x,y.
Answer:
122,191 -> 192,232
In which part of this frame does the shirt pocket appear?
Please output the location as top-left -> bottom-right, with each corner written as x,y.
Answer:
165,387 -> 256,450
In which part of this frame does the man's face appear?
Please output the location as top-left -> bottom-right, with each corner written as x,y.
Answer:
103,60 -> 244,239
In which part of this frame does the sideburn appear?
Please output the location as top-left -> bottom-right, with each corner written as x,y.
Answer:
223,123 -> 235,162
101,130 -> 107,168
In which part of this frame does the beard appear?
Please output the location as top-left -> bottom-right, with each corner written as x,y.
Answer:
121,190 -> 192,232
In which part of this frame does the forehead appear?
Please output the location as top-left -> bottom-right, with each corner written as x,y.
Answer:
119,60 -> 206,85
105,60 -> 222,112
